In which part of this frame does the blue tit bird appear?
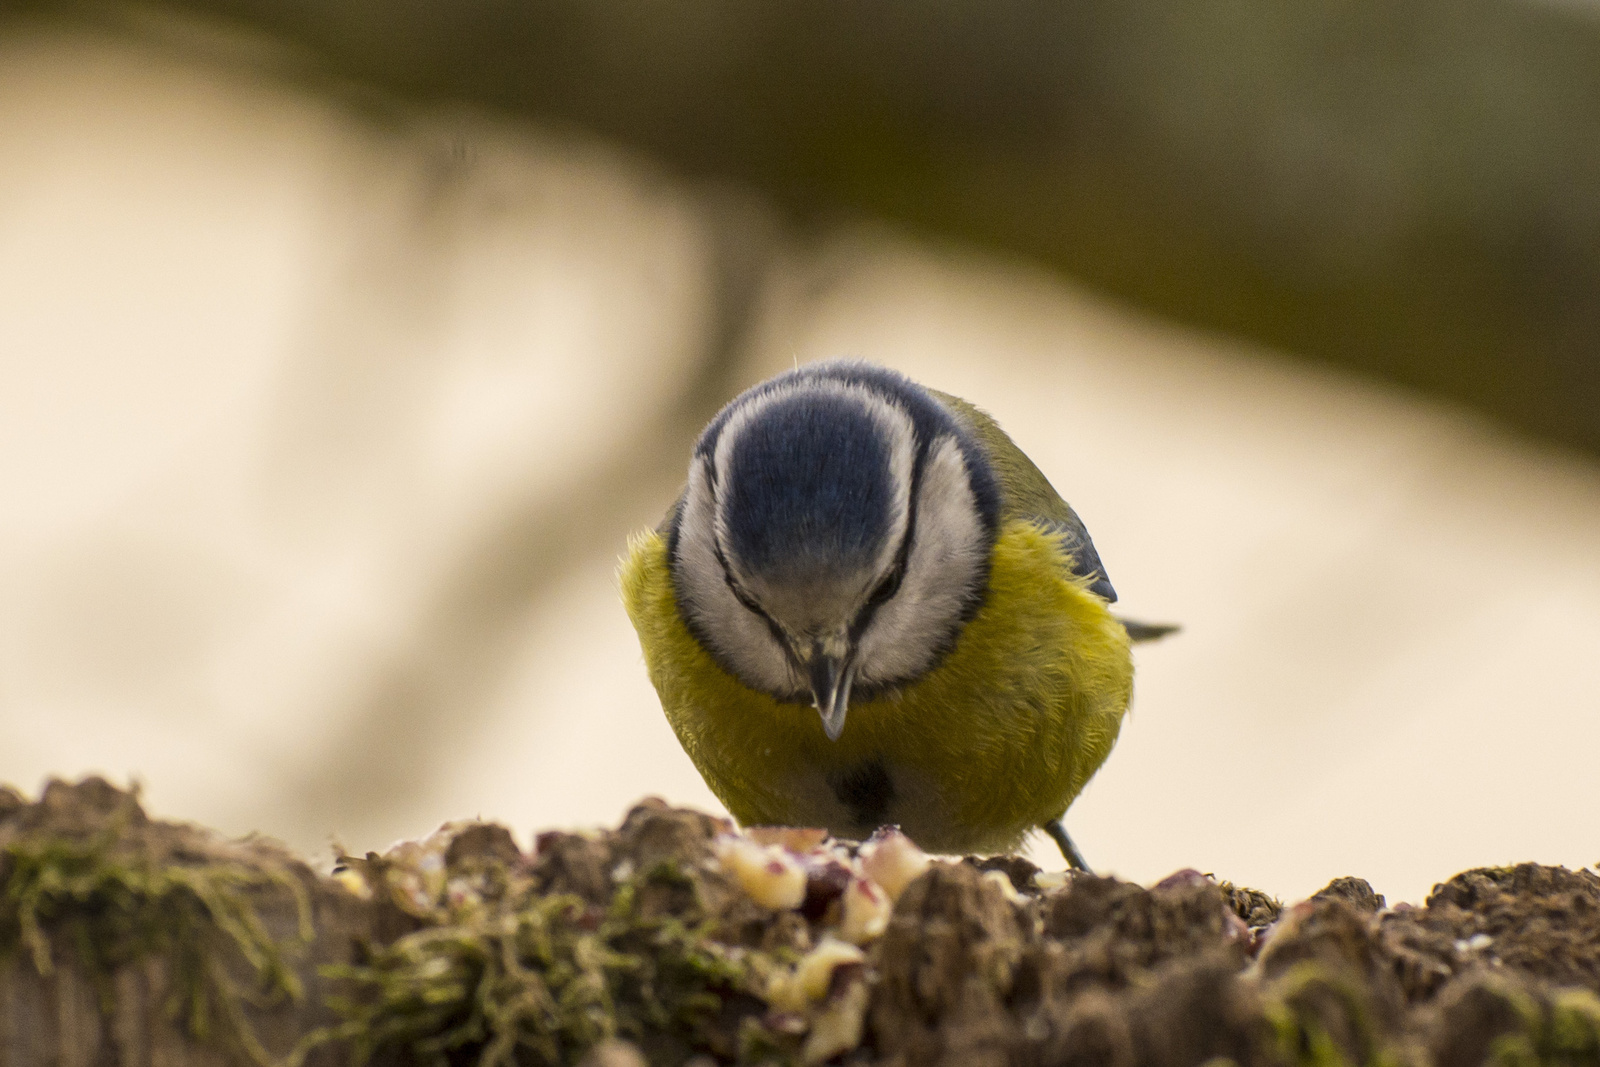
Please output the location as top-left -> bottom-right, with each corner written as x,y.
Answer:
620,360 -> 1173,870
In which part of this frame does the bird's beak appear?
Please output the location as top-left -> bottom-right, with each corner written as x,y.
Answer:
808,651 -> 856,742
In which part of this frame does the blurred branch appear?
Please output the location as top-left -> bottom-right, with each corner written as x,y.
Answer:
9,0 -> 1600,450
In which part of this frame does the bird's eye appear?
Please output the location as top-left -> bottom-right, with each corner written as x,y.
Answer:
848,557 -> 906,650
865,555 -> 906,609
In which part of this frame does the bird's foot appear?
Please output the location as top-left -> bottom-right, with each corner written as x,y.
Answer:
1044,818 -> 1093,875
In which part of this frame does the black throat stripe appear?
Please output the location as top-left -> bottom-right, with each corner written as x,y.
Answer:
828,759 -> 895,830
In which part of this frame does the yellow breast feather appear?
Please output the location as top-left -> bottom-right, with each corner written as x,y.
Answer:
620,519 -> 1133,854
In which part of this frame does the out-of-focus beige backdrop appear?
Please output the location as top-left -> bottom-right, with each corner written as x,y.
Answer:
3,13 -> 1598,906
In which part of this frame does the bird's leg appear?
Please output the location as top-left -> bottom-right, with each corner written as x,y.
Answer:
1045,818 -> 1093,874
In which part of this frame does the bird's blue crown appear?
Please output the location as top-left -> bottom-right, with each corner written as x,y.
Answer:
689,361 -> 1001,580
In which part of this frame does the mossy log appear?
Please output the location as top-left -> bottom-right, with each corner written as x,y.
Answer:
0,778 -> 385,1066
5,778 -> 1600,1067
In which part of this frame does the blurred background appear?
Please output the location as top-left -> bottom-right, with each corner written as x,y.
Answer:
2,0 -> 1598,905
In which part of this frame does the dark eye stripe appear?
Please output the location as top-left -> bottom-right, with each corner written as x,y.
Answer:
848,441 -> 924,646
712,539 -> 802,671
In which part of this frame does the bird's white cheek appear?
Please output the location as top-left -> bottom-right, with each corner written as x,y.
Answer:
673,462 -> 798,697
856,437 -> 988,687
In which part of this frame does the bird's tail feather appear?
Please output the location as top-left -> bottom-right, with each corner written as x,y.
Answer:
1119,618 -> 1180,643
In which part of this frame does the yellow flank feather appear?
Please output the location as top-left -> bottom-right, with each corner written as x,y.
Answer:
619,520 -> 1133,854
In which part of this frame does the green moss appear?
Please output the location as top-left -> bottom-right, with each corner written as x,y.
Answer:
1462,979 -> 1600,1067
1218,881 -> 1283,928
0,787 -> 312,1065
1261,961 -> 1414,1067
1546,989 -> 1600,1062
322,859 -> 785,1067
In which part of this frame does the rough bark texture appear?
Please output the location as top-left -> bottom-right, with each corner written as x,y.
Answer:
5,779 -> 1600,1066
